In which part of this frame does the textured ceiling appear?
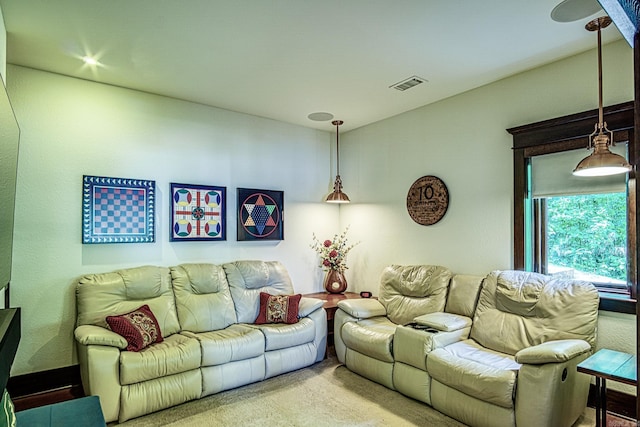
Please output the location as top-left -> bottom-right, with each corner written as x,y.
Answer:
0,0 -> 625,131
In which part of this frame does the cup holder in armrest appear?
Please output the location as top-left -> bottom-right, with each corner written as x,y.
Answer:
405,322 -> 439,333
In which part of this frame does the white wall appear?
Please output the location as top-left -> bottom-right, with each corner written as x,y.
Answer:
341,38 -> 633,285
7,65 -> 339,375
0,5 -> 6,83
340,39 -> 636,393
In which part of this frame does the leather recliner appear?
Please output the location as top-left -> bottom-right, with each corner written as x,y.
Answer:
333,266 -> 599,427
428,270 -> 598,427
333,265 -> 456,389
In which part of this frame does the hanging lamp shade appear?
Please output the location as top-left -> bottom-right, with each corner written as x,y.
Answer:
326,120 -> 350,203
573,16 -> 632,177
573,132 -> 632,176
326,175 -> 350,203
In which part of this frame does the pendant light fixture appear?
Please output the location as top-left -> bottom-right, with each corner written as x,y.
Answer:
573,16 -> 632,177
326,120 -> 350,203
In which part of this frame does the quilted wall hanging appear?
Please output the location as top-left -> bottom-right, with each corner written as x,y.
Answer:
237,188 -> 283,241
170,183 -> 226,241
82,175 -> 155,244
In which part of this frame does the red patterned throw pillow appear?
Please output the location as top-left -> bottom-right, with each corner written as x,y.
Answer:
255,292 -> 302,324
106,304 -> 163,352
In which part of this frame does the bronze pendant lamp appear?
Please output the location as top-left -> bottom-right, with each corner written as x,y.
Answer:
573,16 -> 632,177
326,120 -> 350,203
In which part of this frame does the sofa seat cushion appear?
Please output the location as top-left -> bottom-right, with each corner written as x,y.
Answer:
182,324 -> 264,366
341,317 -> 396,363
428,339 -> 521,408
252,317 -> 316,351
120,333 -> 201,385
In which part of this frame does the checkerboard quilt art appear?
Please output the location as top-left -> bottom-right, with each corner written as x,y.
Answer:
170,183 -> 226,241
82,175 -> 155,244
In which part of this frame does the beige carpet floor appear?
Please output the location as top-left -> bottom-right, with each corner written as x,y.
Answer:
112,356 -> 613,426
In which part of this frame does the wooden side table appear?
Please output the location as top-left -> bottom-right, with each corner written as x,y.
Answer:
577,348 -> 637,427
304,292 -> 367,355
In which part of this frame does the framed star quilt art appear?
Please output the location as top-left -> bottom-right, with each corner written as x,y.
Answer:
237,188 -> 284,241
170,183 -> 226,241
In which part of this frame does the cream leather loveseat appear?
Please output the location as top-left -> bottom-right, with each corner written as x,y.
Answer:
334,265 -> 599,427
74,260 -> 326,423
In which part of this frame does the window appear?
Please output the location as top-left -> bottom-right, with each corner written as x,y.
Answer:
528,146 -> 630,295
535,192 -> 629,291
508,101 -> 636,313
547,194 -> 627,287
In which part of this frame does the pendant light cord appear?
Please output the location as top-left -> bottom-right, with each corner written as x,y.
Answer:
597,22 -> 604,130
336,122 -> 340,175
332,120 -> 344,176
585,16 -> 611,133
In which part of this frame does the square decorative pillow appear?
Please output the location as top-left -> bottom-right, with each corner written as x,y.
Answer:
255,292 -> 302,324
106,304 -> 163,352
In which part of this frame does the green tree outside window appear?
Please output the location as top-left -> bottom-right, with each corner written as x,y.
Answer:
546,193 -> 626,283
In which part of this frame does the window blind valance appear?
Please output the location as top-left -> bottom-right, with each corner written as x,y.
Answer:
531,143 -> 628,198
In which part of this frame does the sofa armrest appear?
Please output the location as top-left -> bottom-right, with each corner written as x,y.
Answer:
515,345 -> 592,427
413,312 -> 472,332
395,325 -> 471,370
337,299 -> 386,319
74,324 -> 127,349
298,297 -> 324,318
76,335 -> 123,423
515,339 -> 591,365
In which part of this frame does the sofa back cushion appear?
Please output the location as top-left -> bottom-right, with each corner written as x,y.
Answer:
378,265 -> 452,325
444,274 -> 484,318
470,270 -> 599,355
76,265 -> 181,337
170,263 -> 237,332
224,260 -> 295,323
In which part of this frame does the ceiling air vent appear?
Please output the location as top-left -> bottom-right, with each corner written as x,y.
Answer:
390,76 -> 427,91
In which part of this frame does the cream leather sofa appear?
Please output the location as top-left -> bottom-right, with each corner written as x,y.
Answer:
334,265 -> 599,427
74,260 -> 326,423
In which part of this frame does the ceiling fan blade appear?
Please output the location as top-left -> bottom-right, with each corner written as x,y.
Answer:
551,0 -> 603,22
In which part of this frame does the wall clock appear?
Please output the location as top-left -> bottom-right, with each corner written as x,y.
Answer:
406,175 -> 449,225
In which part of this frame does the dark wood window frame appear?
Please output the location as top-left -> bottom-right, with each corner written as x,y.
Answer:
507,101 -> 636,314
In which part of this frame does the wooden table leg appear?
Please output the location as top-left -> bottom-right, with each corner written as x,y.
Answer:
600,378 -> 607,427
595,376 -> 601,427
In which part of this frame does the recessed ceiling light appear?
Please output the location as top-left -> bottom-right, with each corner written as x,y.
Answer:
82,56 -> 99,66
550,0 -> 602,22
307,112 -> 334,122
